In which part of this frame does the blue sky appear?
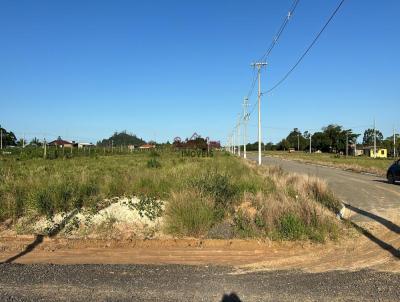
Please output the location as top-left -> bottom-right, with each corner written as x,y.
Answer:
0,0 -> 399,144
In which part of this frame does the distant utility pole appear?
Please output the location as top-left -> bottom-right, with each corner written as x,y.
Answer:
237,113 -> 241,157
373,119 -> 377,159
297,133 -> 300,151
346,131 -> 349,157
23,133 -> 26,148
243,98 -> 249,159
43,138 -> 47,159
394,127 -> 397,158
232,129 -> 236,155
251,62 -> 267,165
0,125 -> 3,150
309,133 -> 312,153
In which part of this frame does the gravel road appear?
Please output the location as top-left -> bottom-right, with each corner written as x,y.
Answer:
1,264 -> 400,301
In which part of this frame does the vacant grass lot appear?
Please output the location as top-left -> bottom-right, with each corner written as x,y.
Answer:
0,150 -> 343,242
263,151 -> 395,176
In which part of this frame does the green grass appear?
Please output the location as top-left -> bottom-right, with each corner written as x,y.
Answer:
263,150 -> 395,176
0,150 -> 344,242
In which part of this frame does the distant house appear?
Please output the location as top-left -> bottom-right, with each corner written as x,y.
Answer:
48,137 -> 74,148
78,142 -> 95,148
128,145 -> 136,151
139,144 -> 156,150
363,147 -> 387,158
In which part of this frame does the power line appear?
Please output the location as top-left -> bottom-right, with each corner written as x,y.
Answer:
246,0 -> 300,99
265,0 -> 346,94
259,0 -> 300,62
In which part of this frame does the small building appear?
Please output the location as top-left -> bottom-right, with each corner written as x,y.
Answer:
78,142 -> 95,149
363,147 -> 387,158
139,144 -> 156,150
48,137 -> 74,148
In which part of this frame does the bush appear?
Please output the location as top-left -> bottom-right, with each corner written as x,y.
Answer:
147,158 -> 161,168
192,171 -> 237,208
164,191 -> 215,237
278,213 -> 306,240
35,189 -> 55,218
125,195 -> 163,221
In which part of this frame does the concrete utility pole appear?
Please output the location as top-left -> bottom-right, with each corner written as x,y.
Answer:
43,138 -> 47,159
394,128 -> 397,158
373,119 -> 377,159
309,133 -> 312,153
232,129 -> 236,155
237,114 -> 241,157
243,98 -> 249,159
297,133 -> 300,151
251,62 -> 267,166
0,126 -> 3,150
346,131 -> 349,157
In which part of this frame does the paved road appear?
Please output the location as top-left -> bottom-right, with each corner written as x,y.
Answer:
248,155 -> 400,222
1,264 -> 400,301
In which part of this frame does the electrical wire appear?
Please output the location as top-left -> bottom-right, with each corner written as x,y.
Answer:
265,0 -> 346,94
246,0 -> 300,99
258,0 -> 300,62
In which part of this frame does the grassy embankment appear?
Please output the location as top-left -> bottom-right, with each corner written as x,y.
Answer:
0,150 -> 343,242
263,151 -> 395,176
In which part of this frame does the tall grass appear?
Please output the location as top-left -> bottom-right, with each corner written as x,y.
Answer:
0,150 -> 344,242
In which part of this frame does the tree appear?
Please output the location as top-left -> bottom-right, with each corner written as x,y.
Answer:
311,132 -> 331,152
16,138 -> 27,147
277,139 -> 290,151
265,142 -> 276,151
29,137 -> 42,146
0,125 -> 17,147
285,128 -> 307,151
97,131 -> 146,147
363,129 -> 383,146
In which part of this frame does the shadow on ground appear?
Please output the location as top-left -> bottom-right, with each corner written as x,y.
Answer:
373,179 -> 400,186
344,203 -> 400,259
2,209 -> 79,263
221,293 -> 242,302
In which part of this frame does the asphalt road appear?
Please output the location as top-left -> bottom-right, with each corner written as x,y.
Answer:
248,154 -> 400,222
1,264 -> 400,302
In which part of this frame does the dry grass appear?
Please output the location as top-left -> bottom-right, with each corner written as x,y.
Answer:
264,151 -> 394,176
1,151 -> 345,242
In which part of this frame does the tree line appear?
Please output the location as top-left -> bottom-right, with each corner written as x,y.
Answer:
244,124 -> 399,154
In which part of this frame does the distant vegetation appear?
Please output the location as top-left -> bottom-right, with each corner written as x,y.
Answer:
97,131 -> 146,146
0,151 -> 343,242
0,125 -> 17,147
246,124 -> 399,155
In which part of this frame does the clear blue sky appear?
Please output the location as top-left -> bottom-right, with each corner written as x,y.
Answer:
1,0 -> 399,144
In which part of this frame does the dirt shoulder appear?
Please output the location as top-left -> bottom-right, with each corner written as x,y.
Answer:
1,218 -> 399,273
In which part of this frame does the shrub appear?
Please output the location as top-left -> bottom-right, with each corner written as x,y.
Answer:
233,209 -> 258,238
164,191 -> 215,237
147,158 -> 161,168
278,213 -> 306,240
126,195 -> 163,221
192,171 -> 237,208
35,188 -> 55,218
